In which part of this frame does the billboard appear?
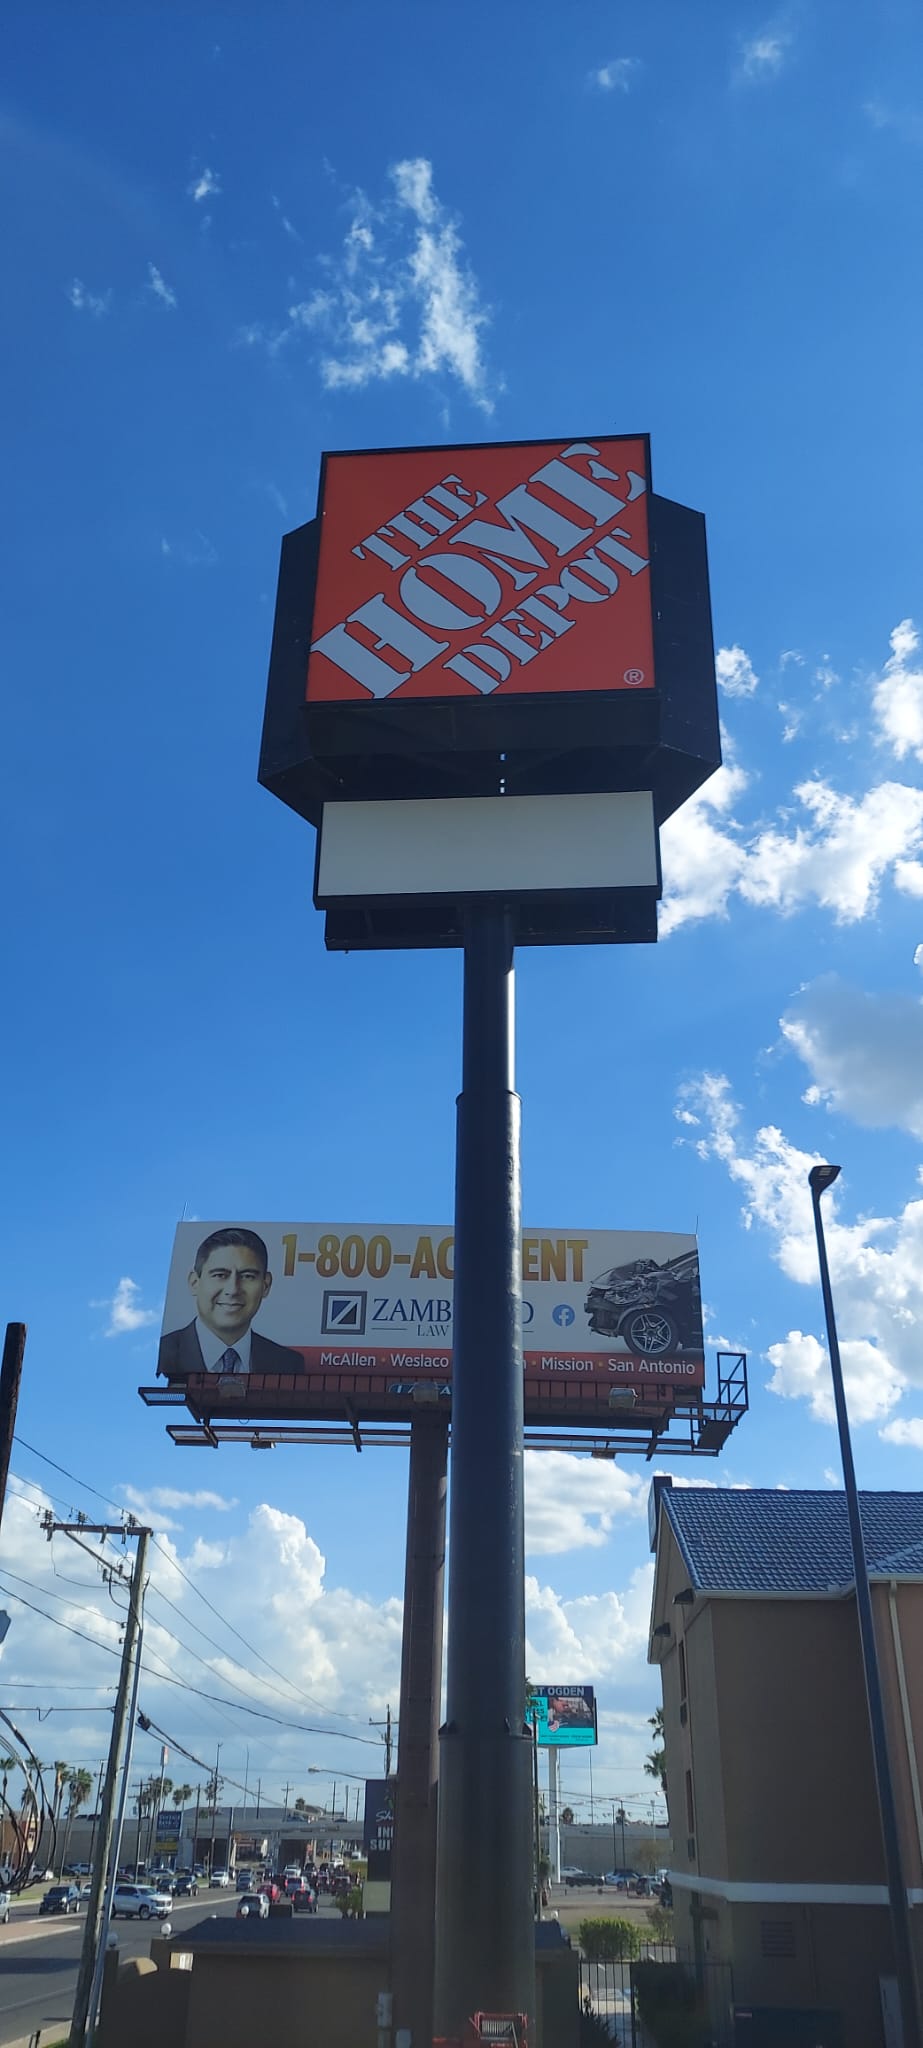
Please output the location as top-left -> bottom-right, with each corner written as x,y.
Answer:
155,1222 -> 704,1421
259,436 -> 720,846
362,1779 -> 395,1882
306,438 -> 654,707
155,1810 -> 179,1845
528,1686 -> 597,1748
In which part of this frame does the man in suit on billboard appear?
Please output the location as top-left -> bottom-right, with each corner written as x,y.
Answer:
158,1227 -> 305,1379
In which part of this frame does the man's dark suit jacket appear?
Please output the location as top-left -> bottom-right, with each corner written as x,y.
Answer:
158,1322 -> 306,1380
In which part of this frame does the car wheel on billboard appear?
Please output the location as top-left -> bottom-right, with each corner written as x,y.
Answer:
620,1307 -> 679,1355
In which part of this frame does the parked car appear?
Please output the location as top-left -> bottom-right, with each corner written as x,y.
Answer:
563,1869 -> 597,1888
634,1874 -> 651,1897
40,1884 -> 81,1915
111,1883 -> 172,1920
171,1874 -> 198,1898
209,1868 -> 231,1888
603,1869 -> 641,1891
237,1890 -> 269,1920
585,1249 -> 701,1356
0,1891 -> 10,1924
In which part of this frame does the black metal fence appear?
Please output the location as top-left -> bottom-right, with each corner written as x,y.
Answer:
579,1943 -> 735,2046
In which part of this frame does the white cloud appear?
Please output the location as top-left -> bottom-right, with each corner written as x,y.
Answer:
589,58 -> 639,93
188,167 -> 221,203
91,1277 -> 159,1338
271,195 -> 300,241
716,644 -> 759,697
120,1486 -> 239,1532
781,975 -> 923,1138
766,1330 -> 901,1425
524,1451 -> 645,1554
245,157 -> 495,411
678,1074 -> 923,1422
661,762 -> 923,936
160,531 -> 218,568
880,1417 -> 923,1449
872,619 -> 923,763
738,31 -> 789,81
864,101 -> 923,147
147,263 -> 177,309
68,279 -> 110,317
526,1563 -> 654,1682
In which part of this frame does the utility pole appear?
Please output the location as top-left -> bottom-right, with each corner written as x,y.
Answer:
369,1705 -> 393,1777
255,1777 -> 261,1820
0,1325 -> 26,1536
208,1745 -> 222,1875
194,1783 -> 201,1869
86,1761 -> 105,1874
49,1520 -> 150,2048
282,1780 -> 291,1816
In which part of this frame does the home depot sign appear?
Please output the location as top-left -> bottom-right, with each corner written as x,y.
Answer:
306,436 -> 654,704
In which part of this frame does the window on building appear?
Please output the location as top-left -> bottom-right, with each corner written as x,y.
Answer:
760,1919 -> 796,1959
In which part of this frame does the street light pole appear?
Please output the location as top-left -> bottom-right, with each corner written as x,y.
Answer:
810,1163 -> 921,2048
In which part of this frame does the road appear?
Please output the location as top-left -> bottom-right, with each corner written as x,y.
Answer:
0,1891 -> 241,2045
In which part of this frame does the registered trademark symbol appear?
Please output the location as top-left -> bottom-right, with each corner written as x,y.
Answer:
623,667 -> 645,686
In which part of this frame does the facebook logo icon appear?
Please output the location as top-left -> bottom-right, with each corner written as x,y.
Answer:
552,1303 -> 576,1328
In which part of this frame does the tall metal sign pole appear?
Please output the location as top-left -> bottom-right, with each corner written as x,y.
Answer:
255,431 -> 721,2042
390,1411 -> 448,2048
434,909 -> 534,2029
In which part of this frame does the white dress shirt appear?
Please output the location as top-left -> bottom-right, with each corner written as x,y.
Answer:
195,1319 -> 252,1374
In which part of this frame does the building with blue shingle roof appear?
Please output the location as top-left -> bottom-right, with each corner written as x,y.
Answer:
647,1479 -> 923,2046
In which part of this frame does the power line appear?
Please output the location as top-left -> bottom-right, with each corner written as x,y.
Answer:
0,1571 -> 379,1743
13,1434 -> 365,1726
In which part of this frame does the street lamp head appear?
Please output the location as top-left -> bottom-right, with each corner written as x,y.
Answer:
809,1162 -> 841,1198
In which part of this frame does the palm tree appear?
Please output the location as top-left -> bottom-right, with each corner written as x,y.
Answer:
60,1769 -> 92,1870
66,1770 -> 92,1818
52,1762 -> 70,1826
644,1706 -> 666,1790
560,1806 -> 574,1826
173,1783 -> 193,1811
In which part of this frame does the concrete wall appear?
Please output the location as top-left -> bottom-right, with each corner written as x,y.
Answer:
97,1928 -> 579,2048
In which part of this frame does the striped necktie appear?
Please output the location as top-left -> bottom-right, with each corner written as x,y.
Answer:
217,1347 -> 241,1373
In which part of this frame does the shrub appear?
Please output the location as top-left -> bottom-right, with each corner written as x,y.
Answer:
633,1960 -> 703,2048
646,1903 -> 674,1943
577,1915 -> 641,1960
579,1994 -> 613,2045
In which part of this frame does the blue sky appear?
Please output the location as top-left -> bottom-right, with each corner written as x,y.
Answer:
2,0 -> 923,1830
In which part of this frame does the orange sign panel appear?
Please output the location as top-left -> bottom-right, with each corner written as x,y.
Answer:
306,436 -> 654,704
